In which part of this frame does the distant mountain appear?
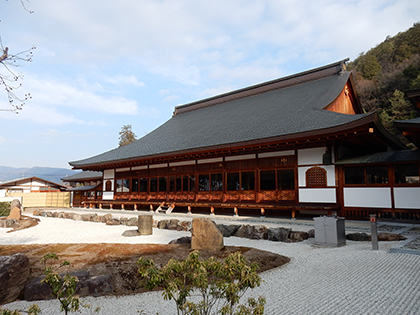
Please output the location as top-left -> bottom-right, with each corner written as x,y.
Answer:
0,166 -> 81,184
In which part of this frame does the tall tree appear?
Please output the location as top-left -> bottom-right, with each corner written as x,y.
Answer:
0,0 -> 35,114
118,124 -> 137,147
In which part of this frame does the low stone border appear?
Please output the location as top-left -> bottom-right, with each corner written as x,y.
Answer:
32,210 -> 312,243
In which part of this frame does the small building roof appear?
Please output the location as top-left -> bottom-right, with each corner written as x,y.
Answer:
70,60 -> 405,170
0,176 -> 67,189
68,184 -> 100,191
61,171 -> 103,182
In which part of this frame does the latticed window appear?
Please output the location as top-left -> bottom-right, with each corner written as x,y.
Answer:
306,166 -> 327,187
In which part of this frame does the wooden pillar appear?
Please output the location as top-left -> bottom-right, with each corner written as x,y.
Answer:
187,205 -> 192,215
233,207 -> 238,217
149,204 -> 154,212
260,208 -> 265,219
99,203 -> 102,209
110,203 -> 113,210
121,204 -> 125,210
134,204 -> 138,211
210,206 -> 215,215
291,209 -> 296,220
84,203 -> 87,209
89,203 -> 92,209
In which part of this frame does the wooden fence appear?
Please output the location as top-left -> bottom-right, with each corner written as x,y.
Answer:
6,192 -> 71,208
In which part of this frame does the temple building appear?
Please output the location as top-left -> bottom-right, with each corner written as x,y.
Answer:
69,60 -> 420,221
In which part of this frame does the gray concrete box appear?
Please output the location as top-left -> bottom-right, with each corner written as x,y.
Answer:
314,216 -> 346,247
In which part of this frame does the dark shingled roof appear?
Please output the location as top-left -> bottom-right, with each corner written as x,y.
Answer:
335,150 -> 420,165
70,60 -> 373,168
68,185 -> 100,191
61,171 -> 103,182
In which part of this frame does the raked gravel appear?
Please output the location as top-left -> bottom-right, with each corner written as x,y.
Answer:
1,213 -> 420,315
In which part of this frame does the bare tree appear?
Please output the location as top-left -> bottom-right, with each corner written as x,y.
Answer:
0,0 -> 36,114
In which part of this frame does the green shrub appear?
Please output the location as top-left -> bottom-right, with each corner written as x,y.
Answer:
0,202 -> 11,217
138,250 -> 265,315
0,305 -> 40,315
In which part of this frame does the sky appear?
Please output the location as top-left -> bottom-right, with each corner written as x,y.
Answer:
0,0 -> 419,169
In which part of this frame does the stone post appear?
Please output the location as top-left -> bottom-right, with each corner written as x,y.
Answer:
138,214 -> 153,235
370,214 -> 378,250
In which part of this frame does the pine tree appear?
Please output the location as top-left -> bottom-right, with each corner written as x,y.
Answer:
118,124 -> 137,147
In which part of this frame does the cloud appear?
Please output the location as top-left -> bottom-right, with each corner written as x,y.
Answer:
102,74 -> 145,88
26,75 -> 139,115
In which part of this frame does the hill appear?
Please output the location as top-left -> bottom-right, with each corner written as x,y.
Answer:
0,166 -> 81,184
347,22 -> 420,146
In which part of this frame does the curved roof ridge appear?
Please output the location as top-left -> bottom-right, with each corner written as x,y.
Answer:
174,59 -> 349,116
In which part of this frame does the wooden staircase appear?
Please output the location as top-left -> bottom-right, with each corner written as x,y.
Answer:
155,201 -> 176,214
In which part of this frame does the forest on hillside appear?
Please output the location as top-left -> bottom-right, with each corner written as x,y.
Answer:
347,22 -> 420,146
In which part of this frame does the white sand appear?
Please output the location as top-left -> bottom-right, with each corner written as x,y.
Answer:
2,211 -> 420,315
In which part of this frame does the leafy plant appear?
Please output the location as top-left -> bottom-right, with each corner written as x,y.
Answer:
0,305 -> 40,315
40,253 -> 82,315
138,250 -> 265,315
0,202 -> 11,217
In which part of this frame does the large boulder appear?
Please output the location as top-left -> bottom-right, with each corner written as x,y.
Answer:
0,253 -> 30,304
191,218 -> 224,251
7,207 -> 22,220
267,227 -> 291,242
10,199 -> 21,211
235,225 -> 268,240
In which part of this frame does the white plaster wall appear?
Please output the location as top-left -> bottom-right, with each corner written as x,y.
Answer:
0,189 -> 6,198
32,180 -> 46,186
344,188 -> 392,208
103,169 -> 115,179
299,188 -> 336,203
102,192 -> 114,200
298,165 -> 336,187
297,147 -> 326,165
394,187 -> 420,209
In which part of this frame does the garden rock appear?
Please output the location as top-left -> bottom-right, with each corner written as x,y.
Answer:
0,253 -> 30,304
378,233 -> 407,241
167,219 -> 179,230
267,227 -> 291,242
235,224 -> 268,240
217,224 -> 241,237
127,217 -> 138,226
346,232 -> 371,241
122,229 -> 141,237
177,221 -> 191,231
7,207 -> 21,220
157,220 -> 169,229
191,218 -> 224,250
169,236 -> 192,245
289,231 -> 309,242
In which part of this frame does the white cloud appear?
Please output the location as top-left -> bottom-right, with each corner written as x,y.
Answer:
26,75 -> 139,115
102,74 -> 145,88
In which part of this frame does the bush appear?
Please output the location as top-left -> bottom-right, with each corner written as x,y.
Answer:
138,250 -> 265,315
0,202 -> 11,217
0,305 -> 40,315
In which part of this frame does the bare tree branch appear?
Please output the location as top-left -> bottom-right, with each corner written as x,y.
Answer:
0,0 -> 35,114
